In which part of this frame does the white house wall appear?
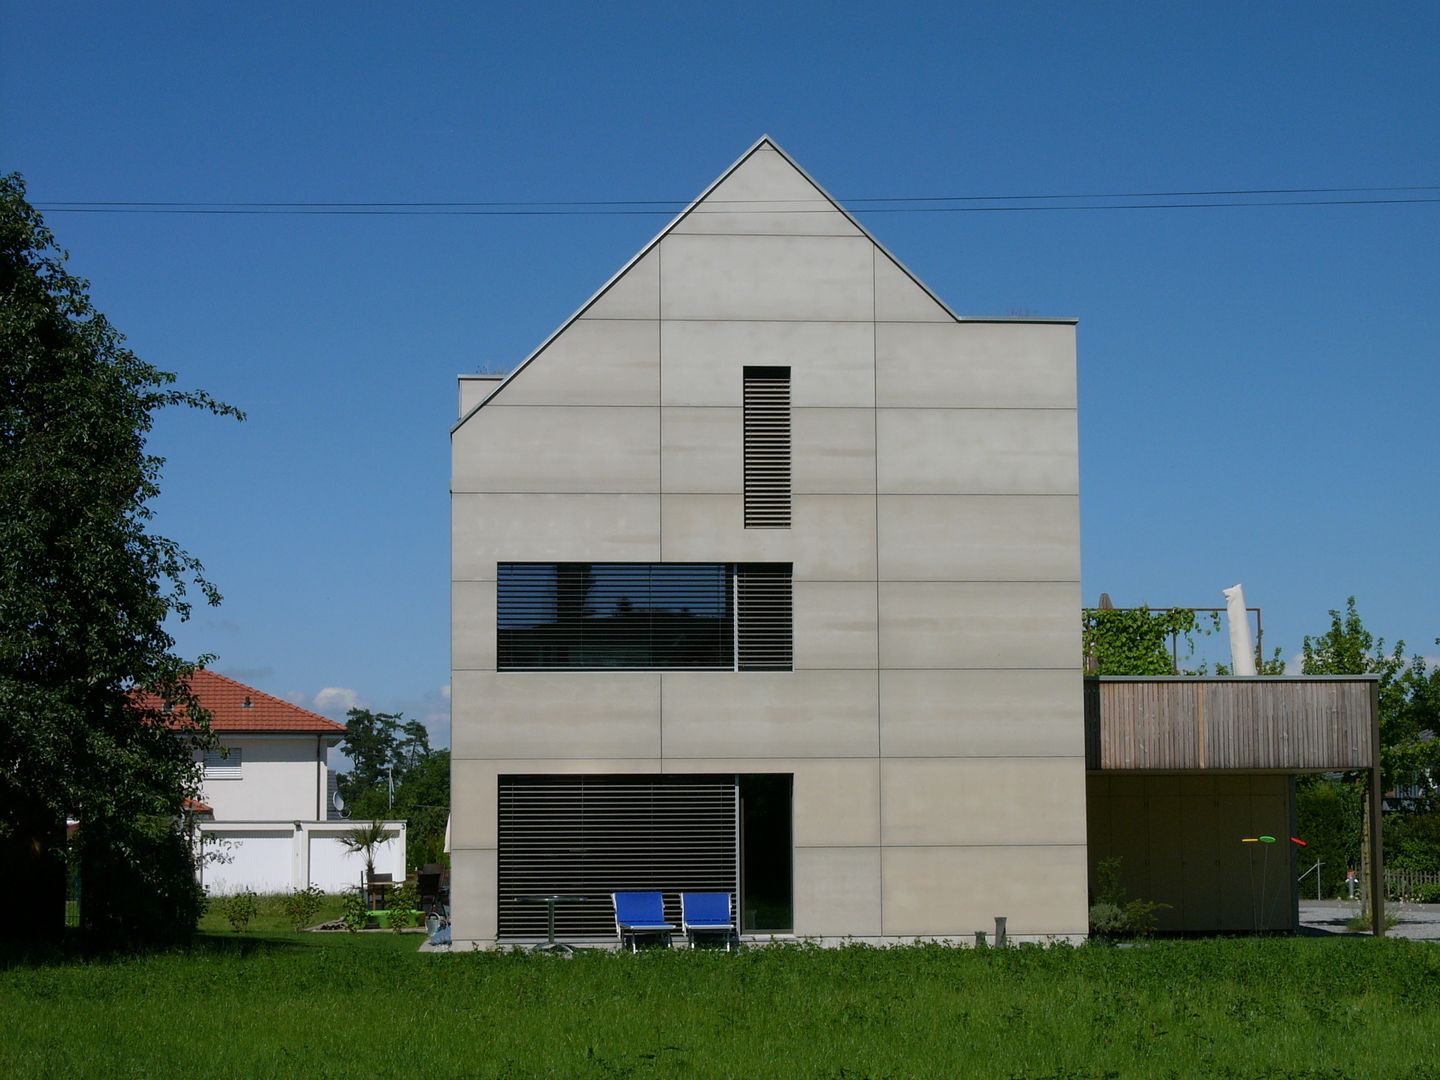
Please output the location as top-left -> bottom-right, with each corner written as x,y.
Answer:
451,140 -> 1087,945
200,735 -> 329,821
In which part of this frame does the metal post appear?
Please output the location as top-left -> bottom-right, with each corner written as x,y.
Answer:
1369,679 -> 1386,937
994,916 -> 1007,947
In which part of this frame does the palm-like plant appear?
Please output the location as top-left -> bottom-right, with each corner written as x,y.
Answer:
339,819 -> 391,885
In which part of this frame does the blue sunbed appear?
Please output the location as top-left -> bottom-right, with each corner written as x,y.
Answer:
680,892 -> 736,951
612,891 -> 676,952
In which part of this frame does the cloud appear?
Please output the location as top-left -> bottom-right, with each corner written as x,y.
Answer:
440,683 -> 451,701
313,687 -> 361,716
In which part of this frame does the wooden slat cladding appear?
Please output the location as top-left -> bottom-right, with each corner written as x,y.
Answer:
743,366 -> 791,528
736,563 -> 793,671
498,775 -> 739,940
1085,677 -> 1375,771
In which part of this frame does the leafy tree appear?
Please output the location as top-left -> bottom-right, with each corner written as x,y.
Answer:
337,709 -> 449,869
336,708 -> 405,800
1301,598 -> 1440,914
336,708 -> 432,807
0,173 -> 241,944
1302,598 -> 1439,792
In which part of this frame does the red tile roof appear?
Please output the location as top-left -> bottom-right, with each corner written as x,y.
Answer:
141,669 -> 346,735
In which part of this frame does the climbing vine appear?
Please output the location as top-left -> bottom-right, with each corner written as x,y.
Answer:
1082,607 -> 1220,675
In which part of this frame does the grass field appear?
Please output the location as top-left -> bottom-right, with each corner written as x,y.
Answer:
3,934 -> 1438,1078
197,891 -> 351,934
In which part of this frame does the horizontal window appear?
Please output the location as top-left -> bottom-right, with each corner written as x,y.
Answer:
203,747 -> 242,780
497,562 -> 791,672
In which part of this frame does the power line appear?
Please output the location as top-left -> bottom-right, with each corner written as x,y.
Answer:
29,183 -> 1440,216
32,196 -> 1440,216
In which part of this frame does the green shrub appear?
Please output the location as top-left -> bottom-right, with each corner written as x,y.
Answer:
1089,856 -> 1170,939
1087,901 -> 1128,937
1410,883 -> 1440,904
387,878 -> 421,932
219,889 -> 259,933
281,885 -> 325,930
340,888 -> 369,933
75,817 -> 208,947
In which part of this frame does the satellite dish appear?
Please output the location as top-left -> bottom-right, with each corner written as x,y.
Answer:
332,791 -> 350,819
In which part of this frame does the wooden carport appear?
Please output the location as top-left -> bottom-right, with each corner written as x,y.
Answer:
1084,676 -> 1383,935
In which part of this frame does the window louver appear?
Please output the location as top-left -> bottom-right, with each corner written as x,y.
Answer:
744,366 -> 791,528
736,563 -> 793,671
497,775 -> 739,940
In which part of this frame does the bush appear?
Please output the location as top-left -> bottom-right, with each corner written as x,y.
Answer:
281,885 -> 325,930
340,888 -> 369,933
1087,901 -> 1128,937
387,878 -> 421,932
1089,856 -> 1170,939
1411,883 -> 1440,904
218,889 -> 259,933
76,817 -> 208,948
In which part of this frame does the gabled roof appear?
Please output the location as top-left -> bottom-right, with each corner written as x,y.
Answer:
454,135 -> 1047,434
140,669 -> 346,735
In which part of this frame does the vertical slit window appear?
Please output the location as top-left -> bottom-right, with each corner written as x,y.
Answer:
744,366 -> 790,528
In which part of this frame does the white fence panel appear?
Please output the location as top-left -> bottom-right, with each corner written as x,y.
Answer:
204,830 -> 294,895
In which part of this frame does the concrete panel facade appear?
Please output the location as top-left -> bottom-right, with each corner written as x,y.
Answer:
450,138 -> 1086,947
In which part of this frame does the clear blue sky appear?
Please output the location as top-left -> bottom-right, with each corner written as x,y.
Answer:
5,2 -> 1438,743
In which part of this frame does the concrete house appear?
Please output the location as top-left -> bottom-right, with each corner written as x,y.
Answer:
450,137 -> 1091,946
450,138 -> 1382,947
163,670 -> 407,895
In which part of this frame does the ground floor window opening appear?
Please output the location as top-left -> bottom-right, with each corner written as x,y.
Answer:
497,773 -> 792,939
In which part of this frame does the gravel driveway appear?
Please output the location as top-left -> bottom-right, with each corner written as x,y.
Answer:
1299,899 -> 1440,940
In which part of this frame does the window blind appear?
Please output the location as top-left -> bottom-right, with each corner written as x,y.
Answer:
736,563 -> 793,671
497,775 -> 739,939
743,366 -> 791,528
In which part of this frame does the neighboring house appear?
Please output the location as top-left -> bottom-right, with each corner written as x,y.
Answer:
155,670 -> 406,895
449,137 -> 1381,946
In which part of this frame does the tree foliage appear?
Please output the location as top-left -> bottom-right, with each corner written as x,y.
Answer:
0,173 -> 241,944
1295,778 -> 1363,898
337,709 -> 450,868
1302,597 -> 1439,792
336,708 -> 432,806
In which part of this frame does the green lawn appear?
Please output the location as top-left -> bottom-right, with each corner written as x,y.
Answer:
3,936 -> 1438,1078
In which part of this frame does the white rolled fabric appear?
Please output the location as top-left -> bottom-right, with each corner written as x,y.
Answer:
1223,584 -> 1257,676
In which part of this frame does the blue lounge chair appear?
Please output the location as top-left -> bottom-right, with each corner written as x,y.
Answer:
681,892 -> 735,951
612,891 -> 676,952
